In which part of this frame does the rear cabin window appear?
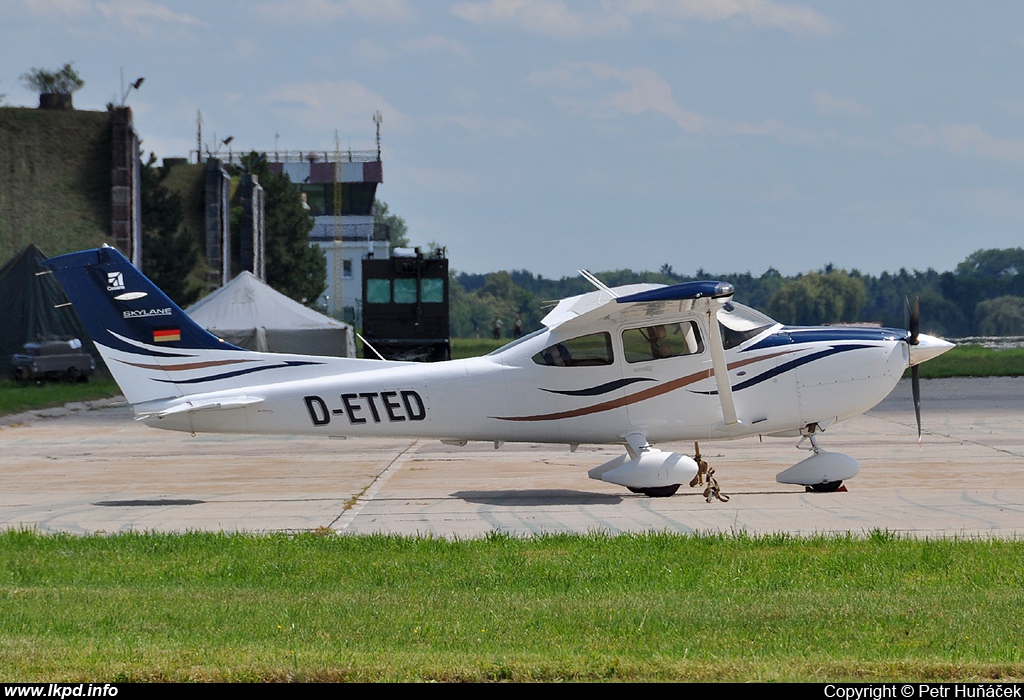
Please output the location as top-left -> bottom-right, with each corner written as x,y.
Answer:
532,332 -> 614,367
621,322 -> 704,363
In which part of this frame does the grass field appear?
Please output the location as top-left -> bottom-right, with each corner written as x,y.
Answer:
914,344 -> 1024,378
2,530 -> 1022,682
0,376 -> 120,416
451,337 -> 507,358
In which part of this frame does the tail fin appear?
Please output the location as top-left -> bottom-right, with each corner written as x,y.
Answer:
44,246 -> 252,406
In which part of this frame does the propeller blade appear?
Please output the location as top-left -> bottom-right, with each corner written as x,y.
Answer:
905,295 -> 922,443
908,296 -> 920,346
912,364 -> 922,445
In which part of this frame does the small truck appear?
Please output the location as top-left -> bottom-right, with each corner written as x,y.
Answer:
10,339 -> 95,384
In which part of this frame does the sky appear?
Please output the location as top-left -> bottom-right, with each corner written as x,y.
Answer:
3,1 -> 1024,279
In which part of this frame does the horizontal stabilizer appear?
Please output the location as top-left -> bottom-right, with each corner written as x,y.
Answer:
136,396 -> 264,420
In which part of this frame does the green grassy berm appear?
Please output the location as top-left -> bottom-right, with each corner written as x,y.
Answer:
0,108 -> 114,262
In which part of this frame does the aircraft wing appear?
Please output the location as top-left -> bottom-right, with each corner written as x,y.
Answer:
541,281 -> 735,332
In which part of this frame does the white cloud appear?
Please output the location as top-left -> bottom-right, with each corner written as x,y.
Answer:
992,97 -> 1024,119
264,79 -> 409,132
592,64 -> 707,131
533,62 -> 707,132
397,165 -> 482,194
531,62 -> 806,138
954,187 -> 1024,221
812,91 -> 868,118
24,0 -> 91,16
452,0 -> 835,37
729,119 -> 784,136
95,0 -> 202,36
617,0 -> 836,36
898,123 -> 1024,163
451,0 -> 628,38
232,37 -> 259,60
431,114 -> 532,138
255,0 -> 413,24
401,35 -> 472,61
347,38 -> 397,64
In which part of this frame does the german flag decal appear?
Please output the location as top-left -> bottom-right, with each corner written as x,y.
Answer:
153,327 -> 181,343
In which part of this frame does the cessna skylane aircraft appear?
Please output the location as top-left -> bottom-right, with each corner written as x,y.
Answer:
45,246 -> 953,497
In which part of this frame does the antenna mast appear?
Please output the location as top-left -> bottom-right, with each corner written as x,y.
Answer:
373,111 -> 383,159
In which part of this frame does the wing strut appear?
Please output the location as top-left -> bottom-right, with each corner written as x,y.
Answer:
706,306 -> 739,426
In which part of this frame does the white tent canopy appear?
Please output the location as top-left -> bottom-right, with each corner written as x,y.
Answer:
186,272 -> 356,357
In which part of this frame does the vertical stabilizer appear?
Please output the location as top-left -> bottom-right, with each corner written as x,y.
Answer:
44,247 -> 249,405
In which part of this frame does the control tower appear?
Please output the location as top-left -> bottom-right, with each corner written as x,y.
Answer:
262,148 -> 385,322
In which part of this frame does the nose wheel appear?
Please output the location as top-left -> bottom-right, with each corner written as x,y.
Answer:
628,484 -> 681,498
806,480 -> 844,493
776,427 -> 860,491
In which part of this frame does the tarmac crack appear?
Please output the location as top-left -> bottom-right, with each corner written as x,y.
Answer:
328,441 -> 418,532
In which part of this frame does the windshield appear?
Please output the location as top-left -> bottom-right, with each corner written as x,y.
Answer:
718,302 -> 775,349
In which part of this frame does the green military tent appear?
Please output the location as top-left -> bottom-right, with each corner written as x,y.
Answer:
0,244 -> 99,375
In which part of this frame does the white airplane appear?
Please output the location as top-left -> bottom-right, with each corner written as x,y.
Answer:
45,246 -> 953,497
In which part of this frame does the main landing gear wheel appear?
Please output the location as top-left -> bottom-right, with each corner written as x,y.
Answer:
806,480 -> 843,493
627,484 -> 681,498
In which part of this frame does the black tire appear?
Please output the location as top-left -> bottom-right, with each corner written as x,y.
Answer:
634,484 -> 681,498
807,480 -> 843,493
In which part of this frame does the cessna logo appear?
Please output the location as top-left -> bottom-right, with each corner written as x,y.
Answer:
304,391 -> 426,426
122,307 -> 172,319
106,271 -> 125,291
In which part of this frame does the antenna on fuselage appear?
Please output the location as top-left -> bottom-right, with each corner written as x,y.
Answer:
578,269 -> 618,298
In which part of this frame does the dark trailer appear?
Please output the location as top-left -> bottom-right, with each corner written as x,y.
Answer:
361,248 -> 450,362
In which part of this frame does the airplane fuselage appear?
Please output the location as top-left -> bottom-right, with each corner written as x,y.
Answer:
142,318 -> 910,447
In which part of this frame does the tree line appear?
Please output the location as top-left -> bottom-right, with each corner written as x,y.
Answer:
452,249 -> 1024,339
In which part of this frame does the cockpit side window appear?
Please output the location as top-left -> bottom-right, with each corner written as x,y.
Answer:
532,332 -> 614,367
622,322 -> 704,363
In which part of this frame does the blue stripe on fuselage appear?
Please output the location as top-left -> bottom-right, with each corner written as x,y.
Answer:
152,360 -> 324,384
744,327 -> 904,352
691,342 -> 882,396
